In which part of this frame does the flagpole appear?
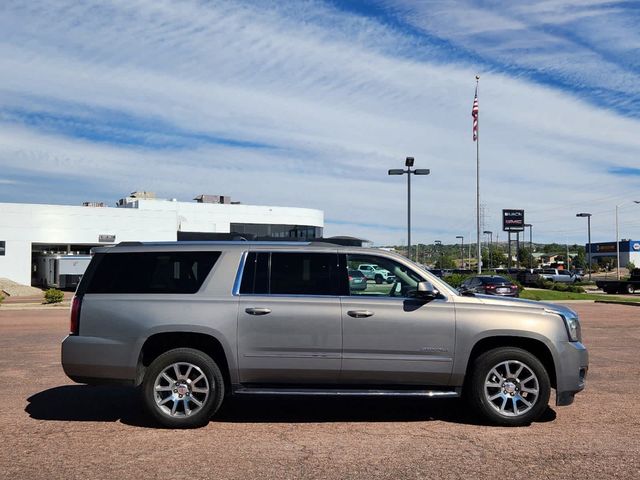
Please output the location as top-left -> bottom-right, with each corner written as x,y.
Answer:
475,75 -> 481,274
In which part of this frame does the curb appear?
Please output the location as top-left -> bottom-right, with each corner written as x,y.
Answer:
594,300 -> 640,307
0,303 -> 70,311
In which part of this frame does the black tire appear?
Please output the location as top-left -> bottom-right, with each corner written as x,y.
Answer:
142,348 -> 224,428
625,284 -> 635,294
374,274 -> 383,284
467,347 -> 550,427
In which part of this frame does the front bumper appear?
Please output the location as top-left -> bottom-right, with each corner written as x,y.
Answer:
555,341 -> 588,406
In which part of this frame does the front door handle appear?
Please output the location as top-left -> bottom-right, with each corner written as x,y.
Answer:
347,310 -> 374,318
245,307 -> 272,316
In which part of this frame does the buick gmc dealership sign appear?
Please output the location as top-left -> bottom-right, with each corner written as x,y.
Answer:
503,209 -> 525,232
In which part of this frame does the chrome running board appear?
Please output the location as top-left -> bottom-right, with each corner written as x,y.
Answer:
234,387 -> 460,398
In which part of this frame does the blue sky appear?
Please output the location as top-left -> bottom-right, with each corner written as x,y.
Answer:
1,0 -> 639,244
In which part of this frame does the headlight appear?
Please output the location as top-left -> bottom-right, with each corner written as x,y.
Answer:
561,312 -> 581,342
545,308 -> 581,342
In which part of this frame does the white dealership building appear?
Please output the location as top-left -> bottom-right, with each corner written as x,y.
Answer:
0,192 -> 324,286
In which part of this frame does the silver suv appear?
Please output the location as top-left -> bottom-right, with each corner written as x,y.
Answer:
62,242 -> 588,428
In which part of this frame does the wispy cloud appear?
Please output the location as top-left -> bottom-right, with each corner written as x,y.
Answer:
0,0 -> 638,244
609,166 -> 640,177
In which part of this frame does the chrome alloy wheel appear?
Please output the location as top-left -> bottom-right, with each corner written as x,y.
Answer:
153,362 -> 210,418
484,360 -> 539,417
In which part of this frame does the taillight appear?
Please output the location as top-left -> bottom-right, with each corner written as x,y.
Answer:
70,296 -> 82,335
486,285 -> 496,290
511,284 -> 519,291
348,276 -> 353,281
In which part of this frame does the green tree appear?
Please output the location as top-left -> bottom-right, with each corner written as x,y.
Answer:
482,245 -> 505,270
517,247 -> 534,268
435,255 -> 456,269
572,250 -> 586,269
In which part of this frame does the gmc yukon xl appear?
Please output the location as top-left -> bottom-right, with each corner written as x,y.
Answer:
62,242 -> 588,428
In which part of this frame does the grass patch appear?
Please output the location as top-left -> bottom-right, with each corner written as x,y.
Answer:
520,289 -> 640,303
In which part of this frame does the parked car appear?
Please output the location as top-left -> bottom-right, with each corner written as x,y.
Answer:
459,276 -> 519,297
357,263 -> 396,284
62,242 -> 588,428
539,269 -> 580,284
348,269 -> 367,291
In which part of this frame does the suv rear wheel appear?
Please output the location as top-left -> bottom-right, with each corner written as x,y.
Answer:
468,347 -> 550,426
142,348 -> 224,428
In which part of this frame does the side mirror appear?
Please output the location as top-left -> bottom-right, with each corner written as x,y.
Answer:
415,281 -> 439,299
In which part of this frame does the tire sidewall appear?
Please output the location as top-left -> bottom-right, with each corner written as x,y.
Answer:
469,347 -> 551,426
142,348 -> 224,428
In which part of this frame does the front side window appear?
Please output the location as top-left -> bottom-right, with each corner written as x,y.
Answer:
240,252 -> 342,296
346,254 -> 423,297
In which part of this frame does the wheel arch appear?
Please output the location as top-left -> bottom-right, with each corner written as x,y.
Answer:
464,336 -> 557,390
137,332 -> 232,392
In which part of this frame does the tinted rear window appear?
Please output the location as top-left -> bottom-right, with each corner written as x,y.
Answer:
85,251 -> 220,294
240,252 -> 342,296
271,253 -> 341,296
481,276 -> 510,285
239,252 -> 269,294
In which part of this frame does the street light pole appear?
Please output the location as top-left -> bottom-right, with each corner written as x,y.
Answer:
456,236 -> 464,269
615,201 -> 640,280
483,230 -> 492,270
576,213 -> 592,281
407,166 -> 411,261
388,157 -> 430,262
524,224 -> 533,269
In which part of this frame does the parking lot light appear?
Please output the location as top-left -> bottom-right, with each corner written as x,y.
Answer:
388,157 -> 430,261
576,213 -> 592,281
524,224 -> 533,269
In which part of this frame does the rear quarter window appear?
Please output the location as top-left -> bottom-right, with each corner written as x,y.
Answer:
83,251 -> 220,294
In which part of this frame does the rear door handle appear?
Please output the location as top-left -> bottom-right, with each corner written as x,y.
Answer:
347,310 -> 374,318
245,307 -> 272,316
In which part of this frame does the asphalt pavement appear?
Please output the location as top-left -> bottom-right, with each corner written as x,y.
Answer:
0,303 -> 638,480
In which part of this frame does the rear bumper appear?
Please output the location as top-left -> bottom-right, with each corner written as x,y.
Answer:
555,341 -> 588,406
61,335 -> 138,385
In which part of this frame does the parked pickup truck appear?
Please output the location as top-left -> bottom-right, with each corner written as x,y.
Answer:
596,269 -> 640,294
538,268 -> 581,284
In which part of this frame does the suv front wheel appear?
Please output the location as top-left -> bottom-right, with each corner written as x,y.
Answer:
468,347 -> 550,426
142,348 -> 224,428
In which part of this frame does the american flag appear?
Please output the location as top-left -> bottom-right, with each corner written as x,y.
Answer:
471,86 -> 479,141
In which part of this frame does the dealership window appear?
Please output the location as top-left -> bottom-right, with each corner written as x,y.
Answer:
0,241 -> 4,256
230,223 -> 322,239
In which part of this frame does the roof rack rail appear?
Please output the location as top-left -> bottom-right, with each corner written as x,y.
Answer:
116,241 -> 144,246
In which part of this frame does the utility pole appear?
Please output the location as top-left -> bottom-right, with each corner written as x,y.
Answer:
456,236 -> 464,269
